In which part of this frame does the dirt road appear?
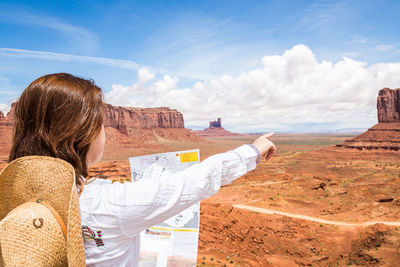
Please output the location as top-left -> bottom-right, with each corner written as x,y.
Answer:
233,204 -> 400,227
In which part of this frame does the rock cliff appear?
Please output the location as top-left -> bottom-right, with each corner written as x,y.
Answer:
0,104 -> 15,160
338,88 -> 400,150
0,102 -> 15,127
377,88 -> 400,122
104,104 -> 185,133
209,118 -> 222,128
0,102 -> 203,161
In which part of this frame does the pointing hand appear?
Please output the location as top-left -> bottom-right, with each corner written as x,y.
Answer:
252,132 -> 276,161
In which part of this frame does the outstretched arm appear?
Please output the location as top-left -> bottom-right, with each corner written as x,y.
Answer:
113,144 -> 257,237
95,134 -> 276,238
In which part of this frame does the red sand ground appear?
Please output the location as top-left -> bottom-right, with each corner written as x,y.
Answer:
1,133 -> 399,266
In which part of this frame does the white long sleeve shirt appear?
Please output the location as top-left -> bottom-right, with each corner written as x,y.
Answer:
79,144 -> 258,266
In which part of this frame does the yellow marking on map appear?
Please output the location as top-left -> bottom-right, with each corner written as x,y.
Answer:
179,152 -> 198,163
173,228 -> 198,232
149,226 -> 171,231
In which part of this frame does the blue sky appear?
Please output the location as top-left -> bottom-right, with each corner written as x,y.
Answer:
1,0 -> 400,133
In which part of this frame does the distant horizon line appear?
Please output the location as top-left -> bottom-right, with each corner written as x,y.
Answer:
187,127 -> 366,135
0,101 -> 372,135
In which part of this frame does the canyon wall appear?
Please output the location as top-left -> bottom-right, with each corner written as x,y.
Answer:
0,102 -> 186,130
0,104 -> 15,160
0,102 -> 15,127
0,102 -> 203,161
104,104 -> 185,133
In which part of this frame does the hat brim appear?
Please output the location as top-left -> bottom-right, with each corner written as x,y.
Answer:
0,155 -> 86,266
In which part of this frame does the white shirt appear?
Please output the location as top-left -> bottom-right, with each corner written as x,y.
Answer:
79,144 -> 258,266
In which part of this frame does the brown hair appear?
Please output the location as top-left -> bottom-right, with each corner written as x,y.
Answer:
9,73 -> 105,185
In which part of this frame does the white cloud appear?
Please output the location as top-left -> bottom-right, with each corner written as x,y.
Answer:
295,1 -> 354,33
349,35 -> 367,44
104,68 -> 178,107
0,102 -> 12,115
0,7 -> 98,54
342,52 -> 360,57
354,38 -> 367,44
375,44 -> 395,51
0,48 -> 141,71
106,44 -> 400,132
138,68 -> 155,83
0,48 -> 209,80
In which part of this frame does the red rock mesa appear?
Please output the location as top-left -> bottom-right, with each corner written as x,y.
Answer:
0,102 -> 203,161
338,88 -> 400,150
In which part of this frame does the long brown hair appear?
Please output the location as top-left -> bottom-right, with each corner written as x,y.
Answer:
9,73 -> 105,185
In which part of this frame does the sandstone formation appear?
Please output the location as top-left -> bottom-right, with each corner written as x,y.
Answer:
0,102 -> 15,127
192,118 -> 241,137
0,102 -> 204,161
209,118 -> 221,128
104,104 -> 185,133
338,88 -> 400,150
377,88 -> 400,122
0,103 -> 15,160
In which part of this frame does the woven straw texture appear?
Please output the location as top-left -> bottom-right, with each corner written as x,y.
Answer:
0,202 -> 67,266
0,156 -> 86,266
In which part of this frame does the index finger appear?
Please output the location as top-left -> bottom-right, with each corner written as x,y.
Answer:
263,132 -> 274,139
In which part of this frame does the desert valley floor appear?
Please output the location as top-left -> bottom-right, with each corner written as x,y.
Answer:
1,133 -> 399,266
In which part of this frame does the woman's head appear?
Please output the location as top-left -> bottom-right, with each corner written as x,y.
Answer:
9,73 -> 106,185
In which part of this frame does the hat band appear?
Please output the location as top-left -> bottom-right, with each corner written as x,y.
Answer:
36,199 -> 67,241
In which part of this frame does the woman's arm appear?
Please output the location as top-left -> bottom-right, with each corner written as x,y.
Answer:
94,134 -> 276,238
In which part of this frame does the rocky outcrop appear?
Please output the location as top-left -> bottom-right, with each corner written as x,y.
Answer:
377,88 -> 400,122
1,102 -> 186,130
338,123 -> 400,150
209,118 -> 221,128
0,102 -> 203,160
338,88 -> 400,151
193,118 -> 241,137
0,103 -> 15,127
104,104 -> 185,133
0,104 -> 15,160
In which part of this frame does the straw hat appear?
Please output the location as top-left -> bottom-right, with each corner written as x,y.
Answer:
0,155 -> 86,266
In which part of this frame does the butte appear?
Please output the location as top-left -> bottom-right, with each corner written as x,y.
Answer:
337,88 -> 400,150
192,118 -> 241,137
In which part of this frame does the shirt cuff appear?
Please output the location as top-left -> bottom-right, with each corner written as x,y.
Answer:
232,144 -> 258,172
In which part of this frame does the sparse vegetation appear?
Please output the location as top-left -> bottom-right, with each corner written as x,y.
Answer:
79,134 -> 400,266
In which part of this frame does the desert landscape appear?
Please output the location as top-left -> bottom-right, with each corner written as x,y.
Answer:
1,88 -> 400,266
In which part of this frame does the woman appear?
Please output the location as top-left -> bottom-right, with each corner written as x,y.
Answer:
9,73 -> 276,266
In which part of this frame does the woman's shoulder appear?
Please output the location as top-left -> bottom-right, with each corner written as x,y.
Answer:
79,178 -> 112,198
